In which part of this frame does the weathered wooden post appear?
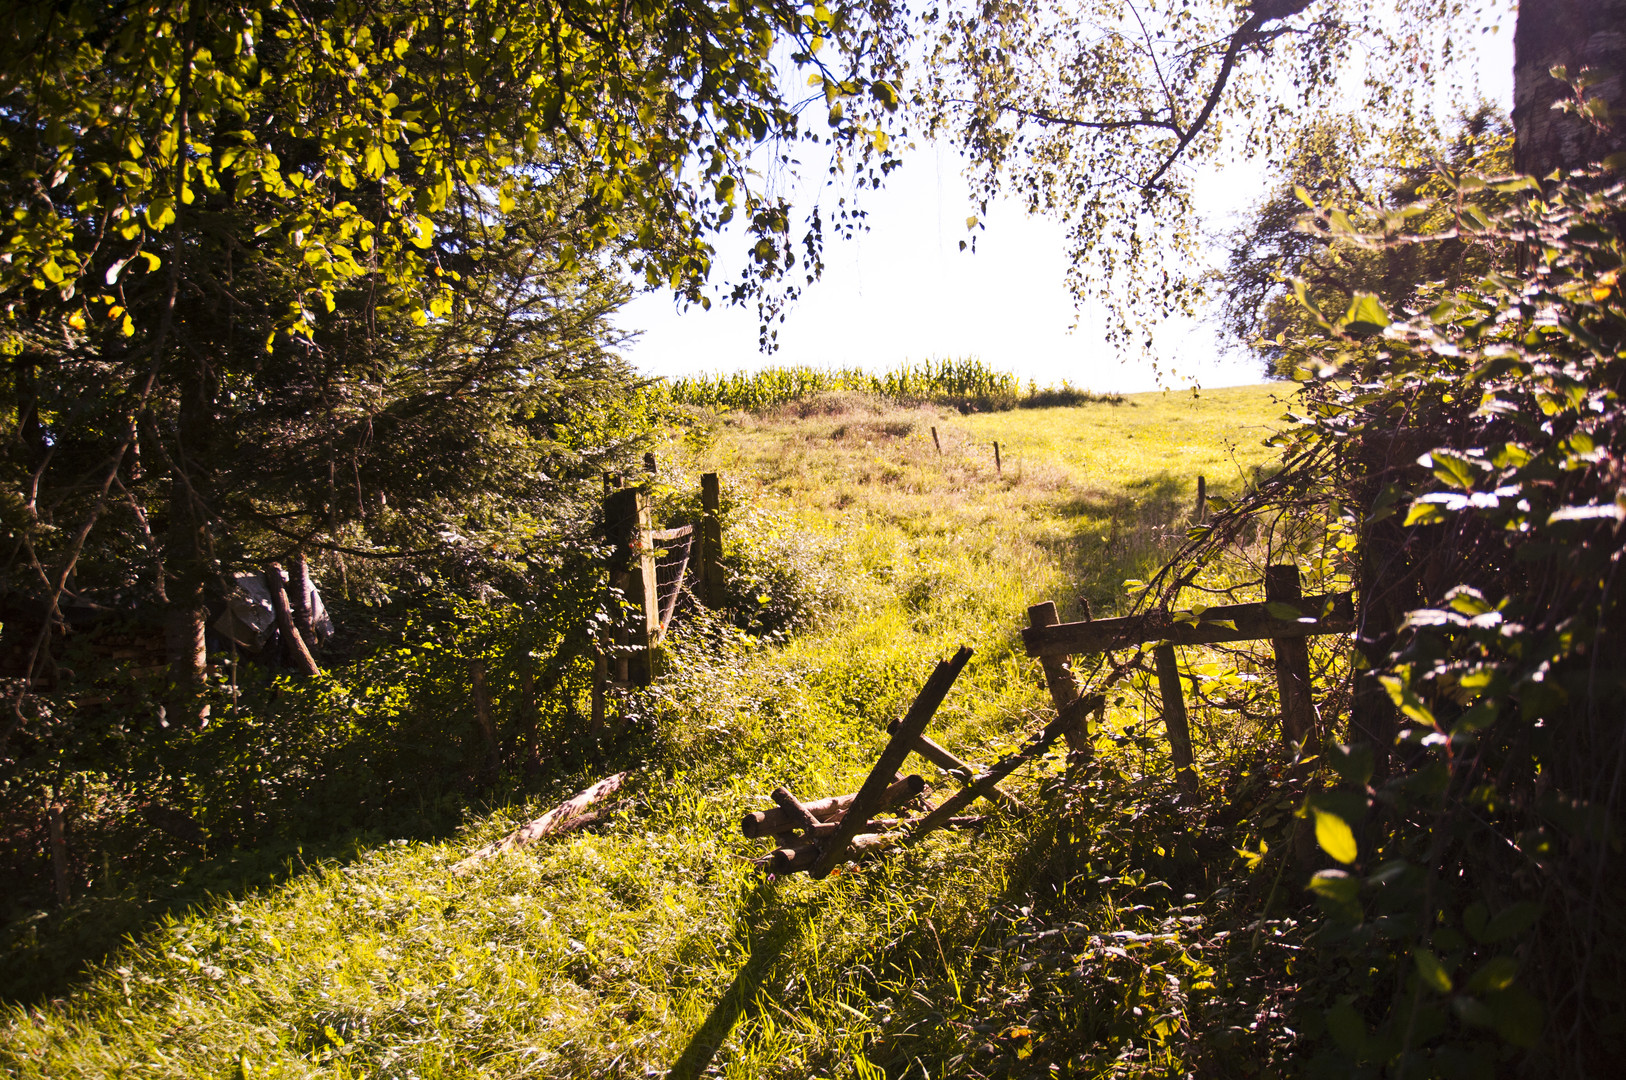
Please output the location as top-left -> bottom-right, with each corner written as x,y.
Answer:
49,802 -> 69,905
469,659 -> 500,783
994,441 -> 1003,475
1027,601 -> 1091,760
931,425 -> 942,454
1153,643 -> 1198,793
643,451 -> 657,475
699,472 -> 725,608
1195,475 -> 1207,522
604,485 -> 659,686
1266,564 -> 1318,753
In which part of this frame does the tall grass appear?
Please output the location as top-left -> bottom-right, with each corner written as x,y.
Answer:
656,357 -> 1121,413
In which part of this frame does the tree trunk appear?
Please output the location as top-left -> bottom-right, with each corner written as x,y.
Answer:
164,466 -> 209,729
263,563 -> 321,676
1513,0 -> 1626,179
289,549 -> 317,645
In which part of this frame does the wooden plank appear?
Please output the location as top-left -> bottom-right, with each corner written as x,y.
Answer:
1022,592 -> 1355,657
902,693 -> 1104,845
886,720 -> 1027,813
605,486 -> 658,685
809,646 -> 974,879
1154,644 -> 1198,793
651,524 -> 695,543
1266,564 -> 1318,753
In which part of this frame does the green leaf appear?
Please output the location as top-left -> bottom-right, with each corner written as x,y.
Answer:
1314,807 -> 1358,863
1328,742 -> 1374,786
1414,949 -> 1453,993
1324,1002 -> 1368,1056
1467,956 -> 1518,994
1340,292 -> 1391,336
1307,869 -> 1361,921
1480,901 -> 1540,943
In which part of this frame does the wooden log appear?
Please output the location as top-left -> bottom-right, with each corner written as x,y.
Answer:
263,562 -> 321,676
1266,564 -> 1318,753
451,772 -> 628,874
1021,592 -> 1356,657
1154,644 -> 1198,793
886,720 -> 1027,813
770,831 -> 894,874
699,473 -> 725,609
1028,602 -> 1090,759
741,774 -> 925,838
771,786 -> 822,834
809,647 -> 973,879
903,695 -> 1104,845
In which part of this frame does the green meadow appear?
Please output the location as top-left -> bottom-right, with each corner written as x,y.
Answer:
4,383 -> 1310,1079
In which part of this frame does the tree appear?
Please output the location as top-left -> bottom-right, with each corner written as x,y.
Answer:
0,0 -> 910,731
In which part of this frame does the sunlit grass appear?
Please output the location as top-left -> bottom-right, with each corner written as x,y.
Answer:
2,384 -> 1296,1079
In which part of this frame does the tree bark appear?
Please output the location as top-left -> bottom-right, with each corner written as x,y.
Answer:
263,563 -> 321,676
1513,0 -> 1626,179
289,549 -> 317,645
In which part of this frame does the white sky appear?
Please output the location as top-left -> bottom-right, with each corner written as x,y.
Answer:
616,11 -> 1515,394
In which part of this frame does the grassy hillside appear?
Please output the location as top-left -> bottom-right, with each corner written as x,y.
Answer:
3,384 -> 1303,1079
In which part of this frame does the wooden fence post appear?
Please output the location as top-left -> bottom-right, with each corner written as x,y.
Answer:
1195,475 -> 1207,522
699,472 -> 725,608
469,659 -> 499,783
49,802 -> 69,906
1154,643 -> 1198,793
1266,564 -> 1318,753
931,425 -> 941,454
605,486 -> 658,686
994,441 -> 1002,475
1027,601 -> 1090,759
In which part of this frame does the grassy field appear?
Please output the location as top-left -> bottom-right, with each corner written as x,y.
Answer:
2,383 -> 1304,1079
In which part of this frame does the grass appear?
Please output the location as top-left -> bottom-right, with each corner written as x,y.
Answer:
2,383 -> 1306,1079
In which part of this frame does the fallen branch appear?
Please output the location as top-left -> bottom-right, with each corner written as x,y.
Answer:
451,772 -> 627,875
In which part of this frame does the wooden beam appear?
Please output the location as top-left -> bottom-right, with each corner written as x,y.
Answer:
741,774 -> 924,838
902,694 -> 1103,845
809,647 -> 973,879
1022,592 -> 1355,657
887,720 -> 1027,814
1028,601 -> 1090,759
452,773 -> 627,874
1266,564 -> 1318,753
1154,644 -> 1197,793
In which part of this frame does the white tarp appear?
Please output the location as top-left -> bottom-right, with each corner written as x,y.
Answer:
212,569 -> 332,652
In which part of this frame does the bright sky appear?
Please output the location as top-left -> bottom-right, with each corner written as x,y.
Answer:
616,12 -> 1515,394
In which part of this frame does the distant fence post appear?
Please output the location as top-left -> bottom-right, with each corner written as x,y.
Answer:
605,485 -> 658,686
994,441 -> 1002,476
931,425 -> 942,454
699,472 -> 725,608
1153,644 -> 1198,793
1195,475 -> 1207,522
1266,564 -> 1318,753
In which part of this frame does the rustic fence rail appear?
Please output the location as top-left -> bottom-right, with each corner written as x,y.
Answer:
1024,565 -> 1354,790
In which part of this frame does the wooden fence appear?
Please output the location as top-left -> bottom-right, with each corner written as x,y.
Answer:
598,467 -> 725,697
1023,565 -> 1354,791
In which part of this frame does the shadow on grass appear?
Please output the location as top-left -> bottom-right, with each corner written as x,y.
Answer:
666,880 -> 805,1080
1035,471 -> 1196,618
